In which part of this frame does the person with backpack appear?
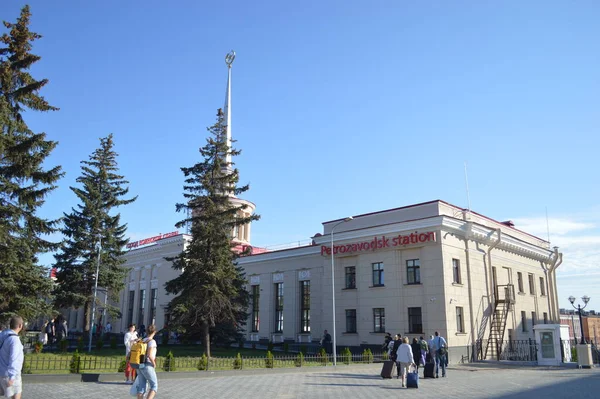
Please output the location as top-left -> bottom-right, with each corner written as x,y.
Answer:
0,316 -> 24,399
124,324 -> 138,384
131,324 -> 158,399
432,331 -> 448,378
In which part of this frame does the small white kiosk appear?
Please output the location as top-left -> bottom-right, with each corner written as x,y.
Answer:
533,324 -> 562,366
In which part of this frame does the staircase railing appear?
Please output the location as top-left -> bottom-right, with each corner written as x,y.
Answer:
484,284 -> 515,360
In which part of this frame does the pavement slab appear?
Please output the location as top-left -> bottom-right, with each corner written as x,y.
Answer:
23,363 -> 600,399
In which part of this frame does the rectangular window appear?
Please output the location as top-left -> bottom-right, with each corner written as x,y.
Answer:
346,309 -> 357,333
138,289 -> 146,327
532,311 -> 537,326
521,311 -> 527,332
456,307 -> 465,333
528,274 -> 535,295
406,259 -> 421,284
127,291 -> 135,326
452,258 -> 461,284
373,308 -> 385,333
345,267 -> 356,289
543,312 -> 548,324
539,277 -> 546,296
300,281 -> 310,333
150,288 -> 157,325
372,262 -> 384,286
251,285 -> 260,332
408,307 -> 423,333
274,283 -> 284,332
517,272 -> 524,293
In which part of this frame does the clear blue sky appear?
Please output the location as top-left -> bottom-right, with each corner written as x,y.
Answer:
5,1 -> 599,311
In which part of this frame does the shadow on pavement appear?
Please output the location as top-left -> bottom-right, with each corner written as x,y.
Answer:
488,373 -> 600,399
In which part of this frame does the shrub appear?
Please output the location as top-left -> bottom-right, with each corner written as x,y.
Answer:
283,342 -> 289,353
383,351 -> 389,361
233,353 -> 242,370
197,353 -> 208,370
33,341 -> 43,354
77,337 -> 84,352
69,350 -> 81,374
22,359 -> 32,374
267,341 -> 274,352
318,348 -> 328,366
363,348 -> 374,363
265,350 -> 274,368
95,337 -> 104,350
163,350 -> 176,372
110,337 -> 117,349
294,352 -> 304,367
59,339 -> 68,352
342,347 -> 352,365
571,347 -> 578,362
118,360 -> 127,372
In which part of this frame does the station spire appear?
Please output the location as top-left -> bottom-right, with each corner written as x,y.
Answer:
223,50 -> 235,172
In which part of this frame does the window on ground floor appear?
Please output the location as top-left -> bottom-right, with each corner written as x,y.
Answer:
408,307 -> 423,334
373,308 -> 385,333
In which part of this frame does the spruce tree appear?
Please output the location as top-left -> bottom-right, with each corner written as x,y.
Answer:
53,134 -> 136,331
0,6 -> 63,324
166,109 -> 258,357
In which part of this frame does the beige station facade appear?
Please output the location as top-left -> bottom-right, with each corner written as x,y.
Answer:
64,199 -> 563,363
236,200 -> 562,361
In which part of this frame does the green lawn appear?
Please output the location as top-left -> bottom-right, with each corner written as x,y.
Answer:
24,346 -> 369,374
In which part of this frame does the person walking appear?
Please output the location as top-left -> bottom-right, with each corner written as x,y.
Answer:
411,338 -> 422,372
124,324 -> 138,384
321,330 -> 332,354
0,316 -> 25,399
389,334 -> 402,378
45,318 -> 55,346
432,331 -> 448,378
427,334 -> 436,363
419,336 -> 428,367
136,325 -> 158,399
396,337 -> 415,388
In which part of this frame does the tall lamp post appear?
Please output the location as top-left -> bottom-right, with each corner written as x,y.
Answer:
88,237 -> 102,353
330,216 -> 353,367
568,295 -> 590,345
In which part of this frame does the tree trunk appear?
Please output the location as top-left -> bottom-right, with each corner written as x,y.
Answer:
84,300 -> 91,332
202,321 -> 211,358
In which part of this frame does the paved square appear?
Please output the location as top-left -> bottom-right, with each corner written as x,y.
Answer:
24,364 -> 600,398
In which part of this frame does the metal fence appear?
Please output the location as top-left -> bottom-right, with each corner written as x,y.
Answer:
22,352 -> 385,374
475,339 -> 538,362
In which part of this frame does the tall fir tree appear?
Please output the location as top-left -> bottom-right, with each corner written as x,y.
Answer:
0,5 -> 63,324
166,109 -> 258,357
53,134 -> 136,331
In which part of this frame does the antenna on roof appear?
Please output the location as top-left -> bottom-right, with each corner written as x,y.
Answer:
545,206 -> 550,243
464,162 -> 471,212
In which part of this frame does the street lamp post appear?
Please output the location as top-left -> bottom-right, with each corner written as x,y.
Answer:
568,295 -> 590,345
88,237 -> 102,353
330,216 -> 353,367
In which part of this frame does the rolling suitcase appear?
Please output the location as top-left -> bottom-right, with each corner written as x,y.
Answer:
406,370 -> 419,388
424,362 -> 435,378
380,360 -> 395,379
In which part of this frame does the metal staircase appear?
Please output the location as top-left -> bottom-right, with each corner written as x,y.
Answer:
484,284 -> 515,360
